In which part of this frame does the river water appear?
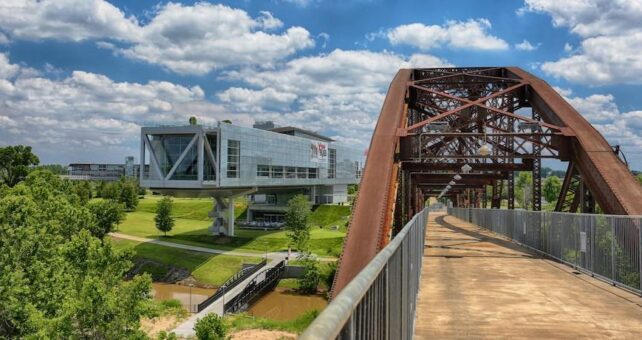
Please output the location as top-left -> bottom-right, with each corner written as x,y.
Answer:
151,283 -> 216,308
151,283 -> 327,320
248,290 -> 328,321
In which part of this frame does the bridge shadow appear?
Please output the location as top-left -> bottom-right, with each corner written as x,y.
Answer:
425,215 -> 537,259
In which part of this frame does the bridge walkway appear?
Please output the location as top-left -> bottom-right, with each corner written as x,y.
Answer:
172,255 -> 286,337
415,213 -> 642,339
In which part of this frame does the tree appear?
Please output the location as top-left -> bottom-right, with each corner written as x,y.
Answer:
285,194 -> 311,252
0,145 -> 39,187
100,182 -> 120,200
74,180 -> 93,205
637,173 -> 642,186
0,170 -> 151,338
119,180 -> 139,211
298,258 -> 321,294
194,314 -> 227,340
155,196 -> 175,236
516,172 -> 533,209
543,176 -> 562,204
89,200 -> 125,239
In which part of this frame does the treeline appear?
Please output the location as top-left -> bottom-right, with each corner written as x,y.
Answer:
0,145 -> 153,338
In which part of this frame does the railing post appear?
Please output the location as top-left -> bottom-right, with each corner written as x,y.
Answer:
611,221 -> 616,285
639,217 -> 642,296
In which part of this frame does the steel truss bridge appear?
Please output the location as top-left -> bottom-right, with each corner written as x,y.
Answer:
301,67 -> 642,339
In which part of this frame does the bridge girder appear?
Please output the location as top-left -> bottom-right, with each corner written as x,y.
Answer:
332,67 -> 642,299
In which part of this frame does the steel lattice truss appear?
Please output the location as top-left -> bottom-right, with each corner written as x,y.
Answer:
332,67 -> 642,299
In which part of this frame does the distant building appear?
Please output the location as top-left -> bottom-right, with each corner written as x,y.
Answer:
140,122 -> 364,236
66,157 -> 145,181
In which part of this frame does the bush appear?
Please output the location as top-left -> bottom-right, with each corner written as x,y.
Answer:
298,258 -> 320,294
194,314 -> 228,340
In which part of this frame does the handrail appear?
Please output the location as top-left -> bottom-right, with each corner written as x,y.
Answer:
197,259 -> 267,312
300,208 -> 428,339
224,260 -> 286,313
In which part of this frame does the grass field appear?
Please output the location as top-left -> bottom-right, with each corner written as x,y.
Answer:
112,238 -> 261,286
116,196 -> 349,257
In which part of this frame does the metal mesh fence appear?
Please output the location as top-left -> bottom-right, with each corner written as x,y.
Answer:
449,207 -> 642,295
300,209 -> 428,340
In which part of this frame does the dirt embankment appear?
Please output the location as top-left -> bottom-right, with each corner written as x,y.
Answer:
125,258 -> 214,289
230,329 -> 297,340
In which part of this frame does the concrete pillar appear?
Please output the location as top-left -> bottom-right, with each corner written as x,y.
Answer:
228,197 -> 235,237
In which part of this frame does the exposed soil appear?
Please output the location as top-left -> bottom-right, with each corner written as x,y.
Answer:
230,329 -> 296,340
126,258 -> 215,289
140,315 -> 181,338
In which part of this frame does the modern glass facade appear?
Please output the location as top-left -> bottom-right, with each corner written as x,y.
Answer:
140,123 -> 364,192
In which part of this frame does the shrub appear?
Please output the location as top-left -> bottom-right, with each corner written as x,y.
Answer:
194,314 -> 227,340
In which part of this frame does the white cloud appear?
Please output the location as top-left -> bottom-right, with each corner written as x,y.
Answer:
563,42 -> 573,52
556,87 -> 642,161
515,39 -> 539,51
219,49 -> 452,149
0,1 -> 314,75
0,0 -> 139,42
522,0 -> 642,85
0,53 -> 252,163
386,19 -> 509,51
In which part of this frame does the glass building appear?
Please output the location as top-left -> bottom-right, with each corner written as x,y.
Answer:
140,122 -> 365,235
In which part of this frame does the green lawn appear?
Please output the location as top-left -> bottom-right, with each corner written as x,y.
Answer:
112,238 -> 261,286
116,196 -> 349,257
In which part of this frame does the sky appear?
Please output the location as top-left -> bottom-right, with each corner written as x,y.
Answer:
0,0 -> 641,170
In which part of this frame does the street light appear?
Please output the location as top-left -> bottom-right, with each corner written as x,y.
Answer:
478,143 -> 491,156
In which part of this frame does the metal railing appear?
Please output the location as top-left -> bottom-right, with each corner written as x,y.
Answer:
224,260 -> 286,313
449,207 -> 642,295
197,259 -> 267,312
300,208 -> 428,340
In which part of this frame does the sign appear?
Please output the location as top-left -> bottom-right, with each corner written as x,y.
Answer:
310,142 -> 328,163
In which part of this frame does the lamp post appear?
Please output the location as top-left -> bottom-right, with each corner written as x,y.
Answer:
189,283 -> 193,313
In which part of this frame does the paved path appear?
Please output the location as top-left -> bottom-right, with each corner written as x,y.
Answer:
172,255 -> 287,337
109,232 -> 336,261
415,213 -> 642,339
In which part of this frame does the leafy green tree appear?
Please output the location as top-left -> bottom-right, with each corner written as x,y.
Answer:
285,194 -> 312,252
298,258 -> 321,294
74,180 -> 93,205
543,176 -> 562,204
637,173 -> 642,186
0,170 -> 152,338
100,181 -> 120,199
155,196 -> 175,236
119,180 -> 139,211
35,164 -> 67,175
194,313 -> 227,340
0,145 -> 40,187
516,172 -> 533,209
89,200 -> 125,239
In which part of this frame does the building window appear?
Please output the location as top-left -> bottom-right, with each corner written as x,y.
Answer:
227,140 -> 240,178
355,161 -> 361,179
257,164 -> 270,177
297,167 -> 307,179
328,148 -> 336,179
286,167 -> 297,179
308,168 -> 318,179
272,166 -> 284,178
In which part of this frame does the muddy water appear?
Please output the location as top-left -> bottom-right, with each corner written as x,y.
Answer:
151,283 -> 216,307
248,290 -> 327,321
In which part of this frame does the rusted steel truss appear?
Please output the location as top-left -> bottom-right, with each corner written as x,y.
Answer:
332,67 -> 642,298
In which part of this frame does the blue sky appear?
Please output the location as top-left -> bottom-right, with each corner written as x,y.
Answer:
0,0 -> 640,169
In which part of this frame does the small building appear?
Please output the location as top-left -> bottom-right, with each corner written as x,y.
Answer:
67,157 -> 145,181
139,122 -> 364,236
